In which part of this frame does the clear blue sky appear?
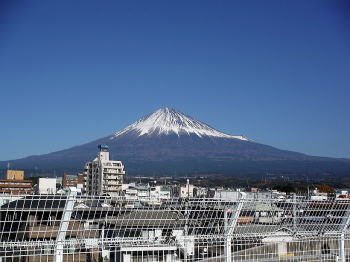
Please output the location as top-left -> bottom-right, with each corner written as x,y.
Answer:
0,0 -> 349,161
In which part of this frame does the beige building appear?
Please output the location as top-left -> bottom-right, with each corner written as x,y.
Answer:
84,145 -> 125,196
6,169 -> 24,180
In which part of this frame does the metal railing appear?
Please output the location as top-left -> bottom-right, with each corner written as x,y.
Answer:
1,191 -> 350,261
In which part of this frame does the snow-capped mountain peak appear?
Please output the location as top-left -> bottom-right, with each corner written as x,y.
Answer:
111,107 -> 250,141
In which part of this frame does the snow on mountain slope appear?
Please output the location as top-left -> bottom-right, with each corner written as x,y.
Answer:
111,107 -> 250,141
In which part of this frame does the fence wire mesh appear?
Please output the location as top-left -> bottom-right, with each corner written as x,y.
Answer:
1,192 -> 350,262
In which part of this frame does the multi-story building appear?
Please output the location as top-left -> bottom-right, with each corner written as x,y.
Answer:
0,179 -> 33,195
62,173 -> 84,188
84,145 -> 125,196
180,179 -> 195,198
123,183 -> 171,203
0,169 -> 32,195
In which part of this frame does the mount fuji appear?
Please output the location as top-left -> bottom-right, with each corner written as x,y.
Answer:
111,107 -> 250,140
2,108 -> 350,177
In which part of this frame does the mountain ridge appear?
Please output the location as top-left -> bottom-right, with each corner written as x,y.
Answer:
2,107 -> 350,177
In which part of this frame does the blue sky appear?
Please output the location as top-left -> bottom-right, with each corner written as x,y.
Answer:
0,0 -> 349,161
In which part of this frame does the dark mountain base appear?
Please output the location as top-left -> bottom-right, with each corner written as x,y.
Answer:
3,158 -> 350,179
2,110 -> 350,178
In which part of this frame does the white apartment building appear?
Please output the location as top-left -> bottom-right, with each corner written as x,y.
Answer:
151,185 -> 171,201
180,179 -> 194,198
84,145 -> 125,196
123,183 -> 171,202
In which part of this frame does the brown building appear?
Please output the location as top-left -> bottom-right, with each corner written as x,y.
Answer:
0,170 -> 32,194
62,173 -> 84,188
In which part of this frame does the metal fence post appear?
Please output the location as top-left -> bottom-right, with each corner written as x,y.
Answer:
55,188 -> 77,262
225,192 -> 246,262
293,193 -> 297,232
339,201 -> 350,262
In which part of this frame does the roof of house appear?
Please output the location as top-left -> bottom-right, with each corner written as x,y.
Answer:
109,210 -> 185,227
242,202 -> 284,212
1,196 -> 67,210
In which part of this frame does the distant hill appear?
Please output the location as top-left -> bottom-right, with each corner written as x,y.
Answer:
2,108 -> 350,177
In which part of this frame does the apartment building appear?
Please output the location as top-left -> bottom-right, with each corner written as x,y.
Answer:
84,145 -> 125,196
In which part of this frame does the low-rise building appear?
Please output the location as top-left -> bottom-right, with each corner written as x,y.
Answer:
148,185 -> 171,202
336,190 -> 349,200
123,184 -> 171,203
62,173 -> 84,188
0,179 -> 32,195
6,169 -> 24,180
0,169 -> 32,195
35,178 -> 57,194
310,188 -> 328,201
